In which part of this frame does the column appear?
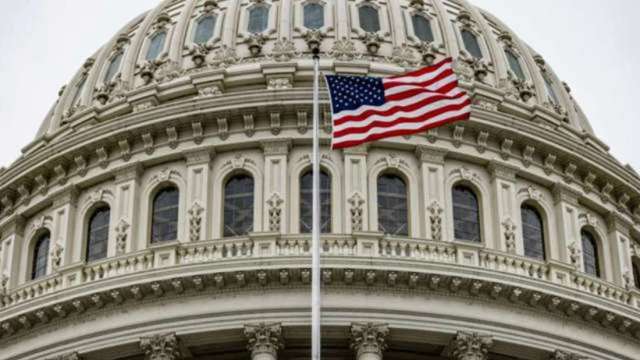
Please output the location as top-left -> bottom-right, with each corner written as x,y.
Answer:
449,331 -> 493,360
606,212 -> 632,287
552,184 -> 582,266
262,141 -> 291,234
343,145 -> 369,234
51,187 -> 79,269
416,146 -> 447,241
350,322 -> 389,360
244,323 -> 284,360
140,333 -> 181,360
487,161 -> 518,253
113,164 -> 142,255
1,215 -> 25,290
184,149 -> 213,242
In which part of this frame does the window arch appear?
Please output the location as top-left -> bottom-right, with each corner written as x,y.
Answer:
461,30 -> 482,59
505,49 -> 525,80
32,231 -> 51,280
146,31 -> 167,60
412,14 -> 434,42
581,229 -> 600,277
86,207 -> 110,262
104,52 -> 123,83
194,15 -> 216,44
300,169 -> 331,233
303,3 -> 324,30
377,174 -> 408,236
521,204 -> 545,260
452,185 -> 481,242
224,175 -> 254,237
633,257 -> 640,289
543,75 -> 560,105
359,5 -> 381,33
151,187 -> 179,243
248,5 -> 269,33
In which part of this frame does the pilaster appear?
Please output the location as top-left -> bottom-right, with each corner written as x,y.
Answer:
244,323 -> 284,360
487,161 -> 518,253
112,164 -> 142,255
416,146 -> 447,241
552,183 -> 581,266
0,215 -> 25,290
344,145 -> 369,233
449,331 -> 493,360
185,149 -> 213,242
140,332 -> 181,360
350,322 -> 389,360
606,212 -> 631,287
51,187 -> 79,269
262,141 -> 291,234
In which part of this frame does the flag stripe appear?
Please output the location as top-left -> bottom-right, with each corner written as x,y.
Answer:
383,68 -> 454,93
386,58 -> 453,83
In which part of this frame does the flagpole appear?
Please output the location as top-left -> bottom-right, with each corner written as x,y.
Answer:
311,47 -> 322,360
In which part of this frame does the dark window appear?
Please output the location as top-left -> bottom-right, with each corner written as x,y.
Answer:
300,170 -> 331,233
32,232 -> 50,280
248,6 -> 269,33
86,207 -> 110,262
543,76 -> 560,105
412,14 -> 434,42
194,15 -> 216,44
452,185 -> 481,242
359,5 -> 381,33
377,174 -> 408,236
146,31 -> 167,60
461,29 -> 482,59
633,257 -> 640,289
224,175 -> 254,237
581,230 -> 600,277
104,52 -> 123,83
521,205 -> 545,260
151,187 -> 179,243
303,3 -> 324,29
505,50 -> 525,80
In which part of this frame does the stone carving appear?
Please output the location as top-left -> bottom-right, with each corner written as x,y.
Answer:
377,154 -> 407,169
458,52 -> 491,82
549,350 -> 588,360
502,218 -> 517,254
210,45 -> 239,68
568,242 -> 581,269
330,37 -> 360,61
196,84 -> 222,98
247,33 -> 268,57
350,322 -> 389,358
94,74 -> 130,105
267,77 -> 292,90
266,193 -> 284,232
185,43 -> 211,67
188,202 -> 204,242
217,117 -> 229,140
389,44 -> 418,67
50,243 -> 64,270
519,186 -> 543,202
244,323 -> 284,358
361,32 -> 383,54
270,37 -> 298,61
451,167 -> 479,182
46,352 -> 82,360
0,274 -> 8,294
579,212 -> 598,228
452,125 -> 465,147
348,192 -> 365,232
427,201 -> 443,241
417,41 -> 444,65
303,29 -> 323,51
115,219 -> 130,255
449,331 -> 494,360
139,333 -> 181,360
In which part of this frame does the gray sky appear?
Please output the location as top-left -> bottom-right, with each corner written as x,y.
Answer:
0,0 -> 638,170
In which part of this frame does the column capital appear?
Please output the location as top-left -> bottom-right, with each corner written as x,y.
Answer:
415,145 -> 447,164
605,211 -> 631,235
184,148 -> 214,166
52,185 -> 80,208
261,140 -> 291,156
342,144 -> 369,156
552,183 -> 581,206
487,160 -> 518,182
46,352 -> 82,360
350,322 -> 389,359
449,331 -> 493,360
140,332 -> 181,360
244,322 -> 284,358
549,350 -> 588,360
114,163 -> 144,183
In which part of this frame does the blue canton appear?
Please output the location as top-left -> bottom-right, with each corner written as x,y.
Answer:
326,75 -> 386,113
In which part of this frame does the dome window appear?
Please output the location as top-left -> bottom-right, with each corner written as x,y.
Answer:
104,52 -> 123,83
300,170 -> 331,233
86,207 -> 110,262
581,229 -> 601,277
452,185 -> 481,242
543,76 -> 560,105
303,3 -> 324,30
146,31 -> 167,61
31,231 -> 50,280
194,15 -> 216,44
248,5 -> 269,33
461,29 -> 482,59
224,175 -> 254,237
411,14 -> 434,42
521,205 -> 545,260
359,5 -> 381,33
505,50 -> 525,80
377,174 -> 408,236
151,187 -> 179,243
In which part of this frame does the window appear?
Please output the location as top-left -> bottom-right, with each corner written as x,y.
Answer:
303,3 -> 324,29
359,5 -> 381,33
248,6 -> 269,33
194,15 -> 216,44
32,232 -> 50,280
146,31 -> 167,60
104,52 -> 123,83
300,170 -> 331,233
224,175 -> 254,237
543,76 -> 560,105
633,257 -> 640,289
412,14 -> 434,42
377,174 -> 408,236
581,229 -> 600,277
461,30 -> 482,59
86,207 -> 110,262
505,50 -> 525,80
521,205 -> 545,260
151,187 -> 179,243
452,185 -> 481,242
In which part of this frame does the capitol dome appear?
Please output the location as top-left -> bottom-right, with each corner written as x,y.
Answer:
1,0 -> 640,359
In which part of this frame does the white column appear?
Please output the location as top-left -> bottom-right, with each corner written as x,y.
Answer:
552,184 -> 582,266
350,322 -> 389,360
343,145 -> 369,234
262,141 -> 291,234
140,333 -> 182,360
51,188 -> 79,269
487,162 -> 518,253
112,164 -> 142,255
449,331 -> 493,360
184,149 -> 213,242
0,216 -> 25,290
245,323 -> 283,360
416,146 -> 447,241
606,213 -> 632,287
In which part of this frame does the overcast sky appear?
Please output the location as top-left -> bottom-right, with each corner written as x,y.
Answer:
0,0 -> 638,170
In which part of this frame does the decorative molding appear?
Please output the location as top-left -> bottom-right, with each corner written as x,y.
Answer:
115,218 -> 129,255
266,193 -> 284,232
348,192 -> 365,232
427,201 -> 443,241
244,323 -> 284,358
139,333 -> 181,360
188,202 -> 204,242
350,322 -> 389,358
502,218 -> 517,254
449,331 -> 493,360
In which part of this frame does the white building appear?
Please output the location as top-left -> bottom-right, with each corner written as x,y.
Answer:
0,0 -> 639,359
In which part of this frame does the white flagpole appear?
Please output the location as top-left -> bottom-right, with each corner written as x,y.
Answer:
311,47 -> 322,360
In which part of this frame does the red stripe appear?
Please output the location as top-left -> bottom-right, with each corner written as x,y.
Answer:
386,58 -> 453,80
383,68 -> 454,91
332,112 -> 470,149
333,99 -> 472,138
384,81 -> 460,102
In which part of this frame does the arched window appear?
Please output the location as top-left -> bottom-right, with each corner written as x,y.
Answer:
248,6 -> 269,33
32,231 -> 50,280
146,31 -> 167,60
377,174 -> 408,236
461,30 -> 482,59
581,229 -> 600,277
104,52 -> 123,83
543,76 -> 560,105
194,15 -> 216,44
521,205 -> 545,260
359,5 -> 381,33
412,14 -> 434,42
224,175 -> 254,237
151,187 -> 179,243
452,185 -> 481,242
86,207 -> 110,262
505,50 -> 525,80
303,3 -> 324,29
633,257 -> 640,289
300,170 -> 331,233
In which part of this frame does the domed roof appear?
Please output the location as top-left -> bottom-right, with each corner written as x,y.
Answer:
37,0 -> 596,148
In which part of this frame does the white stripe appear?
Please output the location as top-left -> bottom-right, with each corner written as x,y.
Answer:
383,61 -> 452,84
333,105 -> 471,145
384,73 -> 459,96
334,94 -> 470,133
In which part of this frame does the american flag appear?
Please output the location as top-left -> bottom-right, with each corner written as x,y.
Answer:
326,58 -> 471,149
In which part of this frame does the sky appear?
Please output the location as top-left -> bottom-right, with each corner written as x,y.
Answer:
0,0 -> 638,170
